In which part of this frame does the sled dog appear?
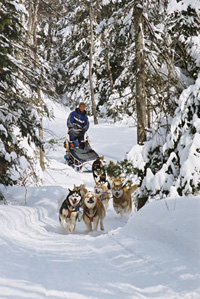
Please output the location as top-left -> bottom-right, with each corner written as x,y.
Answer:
59,189 -> 83,232
83,191 -> 105,231
72,184 -> 88,221
94,182 -> 111,210
73,184 -> 88,200
92,156 -> 110,188
111,178 -> 138,217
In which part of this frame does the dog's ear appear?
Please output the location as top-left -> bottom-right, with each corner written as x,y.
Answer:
68,188 -> 72,192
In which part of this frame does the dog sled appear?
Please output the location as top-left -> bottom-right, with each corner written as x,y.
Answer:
64,136 -> 99,172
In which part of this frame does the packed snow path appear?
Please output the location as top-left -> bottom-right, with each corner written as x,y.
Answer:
0,102 -> 200,298
1,187 -> 200,298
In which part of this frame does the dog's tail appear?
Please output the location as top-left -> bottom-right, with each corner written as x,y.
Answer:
126,184 -> 138,195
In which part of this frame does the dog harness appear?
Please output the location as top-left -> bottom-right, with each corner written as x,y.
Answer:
85,198 -> 101,222
66,206 -> 79,218
85,209 -> 98,222
99,191 -> 110,201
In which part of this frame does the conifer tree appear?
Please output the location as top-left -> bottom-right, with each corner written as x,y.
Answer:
0,0 -> 45,186
99,0 -> 138,121
137,77 -> 200,199
127,1 -> 200,203
53,0 -> 99,120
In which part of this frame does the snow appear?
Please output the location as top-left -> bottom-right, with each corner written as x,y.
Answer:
0,101 -> 200,299
167,0 -> 200,14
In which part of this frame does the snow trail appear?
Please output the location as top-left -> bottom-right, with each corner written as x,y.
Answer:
0,102 -> 200,298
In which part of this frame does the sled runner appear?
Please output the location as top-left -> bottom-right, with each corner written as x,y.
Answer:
64,136 -> 99,172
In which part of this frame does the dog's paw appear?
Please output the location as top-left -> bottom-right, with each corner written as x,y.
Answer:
68,227 -> 74,232
100,223 -> 105,230
78,216 -> 83,222
78,210 -> 83,222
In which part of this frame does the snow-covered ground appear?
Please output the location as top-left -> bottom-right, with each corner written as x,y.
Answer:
0,101 -> 200,299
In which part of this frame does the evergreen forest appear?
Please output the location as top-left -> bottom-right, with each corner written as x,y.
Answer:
0,0 -> 200,201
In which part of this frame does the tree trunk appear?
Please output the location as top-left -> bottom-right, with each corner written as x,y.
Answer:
0,189 -> 6,204
37,89 -> 45,171
89,1 -> 98,125
134,1 -> 146,144
107,54 -> 114,92
26,2 -> 33,45
47,17 -> 53,61
147,98 -> 151,129
96,0 -> 114,96
31,0 -> 45,171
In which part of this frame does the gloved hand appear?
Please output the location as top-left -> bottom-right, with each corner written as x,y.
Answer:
68,128 -> 81,137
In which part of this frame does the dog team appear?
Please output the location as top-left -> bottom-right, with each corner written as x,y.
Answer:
59,156 -> 138,233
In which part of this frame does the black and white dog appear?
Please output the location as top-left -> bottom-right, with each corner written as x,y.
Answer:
92,156 -> 111,189
59,189 -> 83,232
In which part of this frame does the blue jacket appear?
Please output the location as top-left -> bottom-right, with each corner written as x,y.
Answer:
67,108 -> 89,136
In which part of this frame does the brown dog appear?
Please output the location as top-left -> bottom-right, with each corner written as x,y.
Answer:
94,182 -> 111,210
73,184 -> 88,200
111,178 -> 138,217
83,191 -> 106,231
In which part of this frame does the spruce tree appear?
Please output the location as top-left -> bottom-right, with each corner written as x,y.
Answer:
53,1 -> 96,111
0,0 -> 45,186
127,2 -> 200,203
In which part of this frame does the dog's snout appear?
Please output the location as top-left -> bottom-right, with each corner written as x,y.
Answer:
88,197 -> 94,203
